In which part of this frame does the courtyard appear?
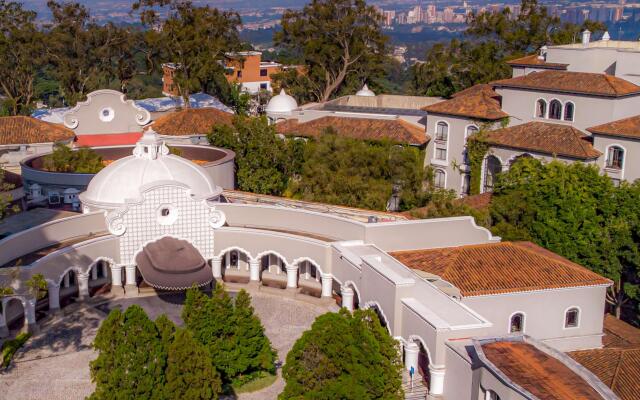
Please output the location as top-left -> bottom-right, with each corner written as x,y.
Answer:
0,288 -> 336,400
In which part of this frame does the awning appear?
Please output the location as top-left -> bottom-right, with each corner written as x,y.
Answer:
135,237 -> 211,290
75,132 -> 143,147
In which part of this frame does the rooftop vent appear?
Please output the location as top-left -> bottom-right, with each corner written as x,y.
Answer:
582,29 -> 591,47
602,31 -> 611,42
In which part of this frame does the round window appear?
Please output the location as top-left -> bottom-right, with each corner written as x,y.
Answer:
99,107 -> 115,122
157,205 -> 178,225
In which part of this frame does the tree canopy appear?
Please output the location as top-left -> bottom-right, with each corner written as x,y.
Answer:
489,157 -> 640,322
274,0 -> 387,102
411,0 -> 606,97
42,144 -> 104,174
280,308 -> 403,399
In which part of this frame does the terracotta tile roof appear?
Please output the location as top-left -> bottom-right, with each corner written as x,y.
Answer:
75,132 -> 142,147
275,116 -> 428,145
587,115 -> 640,140
482,341 -> 605,400
483,122 -> 601,160
149,108 -> 234,136
492,70 -> 640,97
506,54 -> 569,70
0,116 -> 75,145
570,317 -> 640,400
422,87 -> 508,120
390,241 -> 611,296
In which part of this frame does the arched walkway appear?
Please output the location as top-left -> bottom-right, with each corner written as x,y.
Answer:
58,268 -> 81,307
296,259 -> 322,297
339,281 -> 360,311
260,252 -> 288,289
220,248 -> 251,284
1,297 -> 25,334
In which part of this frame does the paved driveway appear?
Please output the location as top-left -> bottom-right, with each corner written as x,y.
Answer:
0,290 -> 334,400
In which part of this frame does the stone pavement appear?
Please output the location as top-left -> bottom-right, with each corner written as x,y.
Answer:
0,290 -> 335,400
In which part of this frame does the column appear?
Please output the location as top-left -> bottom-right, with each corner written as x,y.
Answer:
404,341 -> 419,373
211,256 -> 222,279
91,265 -> 98,280
110,264 -> 123,295
429,365 -> 446,395
341,285 -> 354,312
286,265 -> 298,289
47,282 -> 61,314
321,274 -> 333,298
77,272 -> 90,300
124,265 -> 138,296
25,299 -> 38,334
249,259 -> 260,282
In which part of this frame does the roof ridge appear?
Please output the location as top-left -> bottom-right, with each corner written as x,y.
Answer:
609,348 -> 625,391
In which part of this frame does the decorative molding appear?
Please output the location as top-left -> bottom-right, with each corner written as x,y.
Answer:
63,89 -> 151,130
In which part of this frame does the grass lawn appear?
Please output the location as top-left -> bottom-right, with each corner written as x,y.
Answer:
233,372 -> 278,394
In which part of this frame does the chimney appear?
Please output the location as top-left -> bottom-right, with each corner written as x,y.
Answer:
582,29 -> 591,47
602,31 -> 611,41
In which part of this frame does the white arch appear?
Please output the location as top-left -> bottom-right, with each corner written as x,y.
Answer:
604,143 -> 626,180
341,279 -> 362,303
548,98 -> 563,120
506,152 -> 536,166
433,168 -> 447,189
480,153 -> 503,193
432,120 -> 450,163
508,310 -> 526,334
563,101 -> 575,121
362,301 -> 392,335
534,97 -> 547,118
56,266 -> 85,286
407,334 -> 434,365
215,245 -> 253,260
253,250 -> 290,266
291,256 -> 325,275
563,305 -> 581,329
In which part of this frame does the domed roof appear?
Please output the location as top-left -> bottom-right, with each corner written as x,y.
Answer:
356,84 -> 375,97
80,130 -> 222,208
266,89 -> 298,113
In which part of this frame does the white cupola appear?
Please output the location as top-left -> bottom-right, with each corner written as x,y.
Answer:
265,89 -> 298,114
355,84 -> 375,97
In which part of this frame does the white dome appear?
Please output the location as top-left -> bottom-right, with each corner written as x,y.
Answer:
356,84 -> 375,97
80,131 -> 221,208
266,89 -> 298,113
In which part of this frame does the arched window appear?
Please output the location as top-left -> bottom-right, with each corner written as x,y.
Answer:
435,122 -> 449,141
564,102 -> 574,121
606,146 -> 624,169
483,156 -> 501,193
434,169 -> 446,189
466,125 -> 479,137
510,312 -> 524,333
536,99 -> 547,118
509,153 -> 532,167
463,126 -> 479,165
565,308 -> 579,328
549,100 -> 562,120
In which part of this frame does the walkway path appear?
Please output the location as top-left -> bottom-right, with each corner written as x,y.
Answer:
0,290 -> 335,400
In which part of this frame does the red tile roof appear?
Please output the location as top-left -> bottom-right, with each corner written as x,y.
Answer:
0,116 -> 75,145
570,316 -> 640,400
506,54 -> 569,70
390,241 -> 611,296
275,116 -> 428,145
483,122 -> 601,160
587,115 -> 640,140
482,341 -> 605,400
492,70 -> 640,97
75,132 -> 143,147
149,108 -> 234,136
422,86 -> 509,120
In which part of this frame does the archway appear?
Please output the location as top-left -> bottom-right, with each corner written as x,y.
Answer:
220,248 -> 251,284
296,259 -> 322,297
405,336 -> 433,393
58,269 -> 80,307
363,301 -> 391,334
260,252 -> 288,289
2,297 -> 25,333
340,281 -> 360,311
88,259 -> 112,297
483,155 -> 502,193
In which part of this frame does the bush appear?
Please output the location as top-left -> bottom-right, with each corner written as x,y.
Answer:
42,144 -> 104,174
1,332 -> 31,368
280,309 -> 403,400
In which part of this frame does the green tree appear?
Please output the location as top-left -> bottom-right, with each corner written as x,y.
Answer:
132,0 -> 242,107
209,116 -> 295,195
42,144 -> 104,174
231,290 -> 276,381
165,328 -> 223,400
411,0 -> 606,97
274,0 -> 387,102
155,314 -> 176,354
0,1 -> 45,115
0,168 -> 18,221
287,131 -> 427,211
490,158 -> 640,321
25,274 -> 47,300
89,305 -> 167,399
281,309 -> 403,399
